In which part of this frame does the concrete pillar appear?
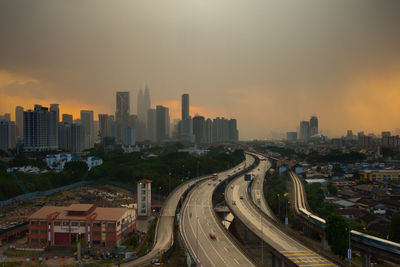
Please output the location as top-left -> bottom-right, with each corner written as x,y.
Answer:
361,252 -> 371,267
272,254 -> 279,267
321,236 -> 329,250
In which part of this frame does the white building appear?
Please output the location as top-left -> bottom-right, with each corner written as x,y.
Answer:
137,179 -> 152,217
46,153 -> 102,171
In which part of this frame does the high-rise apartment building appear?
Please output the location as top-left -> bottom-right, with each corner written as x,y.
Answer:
62,114 -> 73,125
193,116 -> 205,144
98,114 -> 114,139
310,116 -> 318,136
228,119 -> 239,142
0,120 -> 16,152
123,127 -> 135,146
204,119 -> 213,144
299,121 -> 310,140
0,113 -> 11,121
147,109 -> 156,142
50,104 -> 60,124
116,92 -> 130,123
58,123 -> 84,153
286,132 -> 297,141
137,86 -> 151,125
23,105 -> 58,152
156,105 -> 169,142
15,106 -> 24,138
181,94 -> 189,120
80,110 -> 94,149
143,86 -> 151,125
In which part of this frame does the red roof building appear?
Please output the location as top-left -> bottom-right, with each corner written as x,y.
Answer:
28,204 -> 136,248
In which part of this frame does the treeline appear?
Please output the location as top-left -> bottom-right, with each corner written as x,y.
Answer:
264,172 -> 289,221
0,147 -> 244,201
305,183 -> 337,219
306,149 -> 366,164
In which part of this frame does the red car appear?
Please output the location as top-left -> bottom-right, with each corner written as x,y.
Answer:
209,232 -> 216,239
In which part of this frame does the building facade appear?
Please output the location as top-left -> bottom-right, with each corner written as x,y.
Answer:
137,180 -> 152,216
28,204 -> 135,248
0,120 -> 16,152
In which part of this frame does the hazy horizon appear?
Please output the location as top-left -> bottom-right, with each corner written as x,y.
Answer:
1,0 -> 400,140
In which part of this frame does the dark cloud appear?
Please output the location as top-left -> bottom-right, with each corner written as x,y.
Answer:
0,0 -> 400,138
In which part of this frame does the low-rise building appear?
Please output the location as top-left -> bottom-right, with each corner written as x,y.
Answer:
363,169 -> 400,183
28,204 -> 136,248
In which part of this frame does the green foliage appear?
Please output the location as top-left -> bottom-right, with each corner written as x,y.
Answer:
327,183 -> 337,196
264,173 -> 288,221
325,214 -> 350,259
306,149 -> 366,164
332,165 -> 344,176
64,161 -> 88,179
389,213 -> 400,242
123,235 -> 139,250
305,183 -> 337,219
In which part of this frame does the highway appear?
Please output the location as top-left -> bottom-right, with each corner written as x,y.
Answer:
225,153 -> 337,266
180,155 -> 256,267
289,170 -> 311,213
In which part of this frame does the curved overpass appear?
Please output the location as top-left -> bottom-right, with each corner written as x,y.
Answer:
224,153 -> 337,266
180,155 -> 257,267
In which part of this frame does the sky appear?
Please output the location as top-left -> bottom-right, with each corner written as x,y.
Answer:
1,0 -> 400,140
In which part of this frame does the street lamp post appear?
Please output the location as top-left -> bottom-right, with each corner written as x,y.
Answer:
196,216 -> 199,263
348,225 -> 352,266
278,194 -> 281,220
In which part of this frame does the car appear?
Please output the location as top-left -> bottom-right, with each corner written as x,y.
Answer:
209,232 -> 216,239
240,195 -> 244,200
232,201 -> 236,205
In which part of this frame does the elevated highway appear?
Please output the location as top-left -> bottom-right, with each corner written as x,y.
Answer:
224,152 -> 337,266
180,155 -> 257,267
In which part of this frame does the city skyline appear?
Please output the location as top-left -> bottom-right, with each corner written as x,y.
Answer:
1,1 -> 400,139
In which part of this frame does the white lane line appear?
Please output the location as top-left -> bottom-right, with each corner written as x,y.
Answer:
234,258 -> 240,264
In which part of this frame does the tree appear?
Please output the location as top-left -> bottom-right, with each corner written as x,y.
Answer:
64,161 -> 88,179
327,183 -> 337,196
326,214 -> 350,259
389,213 -> 400,242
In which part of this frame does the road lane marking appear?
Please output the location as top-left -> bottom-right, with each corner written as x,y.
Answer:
298,264 -> 335,266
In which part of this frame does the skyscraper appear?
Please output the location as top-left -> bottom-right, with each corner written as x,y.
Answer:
228,119 -> 239,142
80,110 -> 94,149
181,94 -> 189,120
156,105 -> 169,142
50,104 -> 60,124
143,85 -> 151,124
62,114 -> 73,125
116,92 -> 130,123
137,88 -> 144,122
310,116 -> 318,136
15,106 -> 24,138
147,109 -> 156,142
98,114 -> 114,139
0,120 -> 16,152
24,105 -> 57,152
193,116 -> 205,144
299,121 -> 310,140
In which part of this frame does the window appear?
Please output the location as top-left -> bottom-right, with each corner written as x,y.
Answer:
93,222 -> 101,227
141,209 -> 146,214
54,221 -> 61,226
31,230 -> 38,234
80,222 -> 86,226
40,239 -> 46,243
40,230 -> 46,235
71,222 -> 78,226
107,223 -> 115,228
93,231 -> 101,236
31,221 -> 38,225
31,238 -> 38,243
63,221 -> 69,226
40,221 -> 47,226
117,221 -> 120,226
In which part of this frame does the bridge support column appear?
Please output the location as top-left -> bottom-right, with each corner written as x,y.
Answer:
320,235 -> 329,251
271,254 -> 285,267
361,252 -> 371,267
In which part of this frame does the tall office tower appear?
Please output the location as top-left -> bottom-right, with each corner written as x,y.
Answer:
59,123 -> 84,153
80,110 -> 94,149
382,131 -> 391,138
193,116 -> 205,144
147,109 -> 156,142
310,116 -> 318,136
0,113 -> 11,121
143,85 -> 151,124
181,94 -> 189,120
62,114 -> 73,125
50,104 -> 60,124
129,114 -> 145,142
98,114 -> 114,139
0,120 -> 16,152
123,127 -> 136,146
299,121 -> 310,141
116,92 -> 130,123
15,106 -> 24,137
116,91 -> 130,143
156,105 -> 169,142
347,130 -> 354,140
137,88 -> 144,122
204,118 -> 213,144
228,119 -> 239,142
23,105 -> 57,152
